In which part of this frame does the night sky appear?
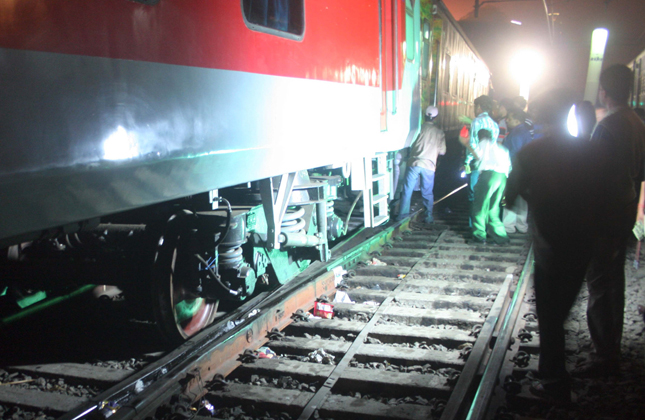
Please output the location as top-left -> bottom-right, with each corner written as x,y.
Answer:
443,0 -> 645,102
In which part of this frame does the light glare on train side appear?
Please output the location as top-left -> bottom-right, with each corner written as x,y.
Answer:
567,104 -> 579,137
103,126 -> 140,160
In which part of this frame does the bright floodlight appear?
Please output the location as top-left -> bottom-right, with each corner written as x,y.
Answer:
510,49 -> 543,83
510,49 -> 543,102
591,28 -> 609,55
511,20 -> 522,25
583,28 -> 609,102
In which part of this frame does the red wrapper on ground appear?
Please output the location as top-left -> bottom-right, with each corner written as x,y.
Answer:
313,302 -> 334,319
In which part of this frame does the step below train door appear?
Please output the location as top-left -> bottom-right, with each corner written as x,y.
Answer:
351,0 -> 398,228
351,153 -> 391,228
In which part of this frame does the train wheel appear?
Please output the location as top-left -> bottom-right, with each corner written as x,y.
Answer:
151,213 -> 219,344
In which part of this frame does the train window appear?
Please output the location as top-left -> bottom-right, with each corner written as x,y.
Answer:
444,53 -> 451,93
242,0 -> 305,41
422,20 -> 431,79
405,0 -> 415,60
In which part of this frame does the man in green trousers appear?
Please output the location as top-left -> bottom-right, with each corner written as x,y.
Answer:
470,129 -> 511,244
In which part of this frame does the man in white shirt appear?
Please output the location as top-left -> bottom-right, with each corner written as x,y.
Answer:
465,96 -> 500,203
470,129 -> 511,244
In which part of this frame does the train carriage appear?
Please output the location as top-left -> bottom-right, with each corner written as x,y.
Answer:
0,0 -> 489,342
628,49 -> 645,110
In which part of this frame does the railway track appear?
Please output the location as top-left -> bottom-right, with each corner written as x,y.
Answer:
0,202 -> 537,420
203,206 -> 533,420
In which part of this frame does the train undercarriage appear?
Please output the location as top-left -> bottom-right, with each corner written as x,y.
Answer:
0,156 -> 396,344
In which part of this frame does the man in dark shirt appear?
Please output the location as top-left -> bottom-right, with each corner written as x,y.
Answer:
503,109 -> 532,158
574,64 -> 645,377
506,89 -> 602,403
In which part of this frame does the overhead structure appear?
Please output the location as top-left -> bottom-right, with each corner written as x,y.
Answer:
583,28 -> 610,104
473,0 -> 554,44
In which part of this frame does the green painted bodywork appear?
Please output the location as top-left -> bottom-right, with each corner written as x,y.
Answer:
174,298 -> 205,324
246,205 -> 312,287
16,290 -> 48,309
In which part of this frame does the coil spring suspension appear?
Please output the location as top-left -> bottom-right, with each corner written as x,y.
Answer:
326,200 -> 344,241
219,245 -> 244,270
281,206 -> 306,234
326,200 -> 335,218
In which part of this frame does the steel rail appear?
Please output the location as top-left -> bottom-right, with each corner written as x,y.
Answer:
465,245 -> 533,420
440,245 -> 533,420
58,217 -> 415,420
439,273 -> 514,420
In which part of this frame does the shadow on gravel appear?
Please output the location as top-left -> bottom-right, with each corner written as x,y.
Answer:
0,293 -> 168,366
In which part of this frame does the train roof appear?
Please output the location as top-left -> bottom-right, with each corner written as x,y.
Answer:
434,1 -> 488,67
433,0 -> 492,87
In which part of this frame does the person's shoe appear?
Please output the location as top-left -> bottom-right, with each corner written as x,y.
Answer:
489,236 -> 510,245
470,236 -> 486,244
528,380 -> 571,405
516,229 -> 528,234
571,360 -> 619,378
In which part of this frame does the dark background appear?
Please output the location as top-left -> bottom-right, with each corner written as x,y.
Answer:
444,0 -> 645,102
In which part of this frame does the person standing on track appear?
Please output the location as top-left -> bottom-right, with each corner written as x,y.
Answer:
469,129 -> 511,244
505,89 -> 600,403
495,98 -> 514,144
464,96 -> 499,205
397,106 -> 446,223
572,64 -> 645,378
502,108 -> 533,234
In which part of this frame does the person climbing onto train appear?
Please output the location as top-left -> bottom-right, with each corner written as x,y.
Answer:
464,95 -> 499,207
502,108 -> 533,234
396,106 -> 446,223
571,64 -> 645,378
505,88 -> 601,404
469,129 -> 510,244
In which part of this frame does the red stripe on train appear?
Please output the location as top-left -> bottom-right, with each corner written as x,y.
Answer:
0,0 -> 382,86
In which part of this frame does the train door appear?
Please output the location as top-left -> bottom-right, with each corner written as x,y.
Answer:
633,56 -> 644,109
420,17 -> 433,112
379,0 -> 416,127
421,2 -> 443,125
405,0 -> 421,138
